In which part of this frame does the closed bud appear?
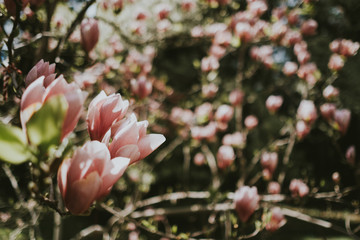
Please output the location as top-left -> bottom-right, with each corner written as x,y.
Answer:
297,100 -> 317,124
234,186 -> 259,222
346,145 -> 356,166
289,179 -> 309,198
229,90 -> 244,106
217,145 -> 235,169
320,103 -> 336,121
130,76 -> 152,99
215,104 -> 234,123
282,61 -> 298,76
328,54 -> 344,71
265,207 -> 286,232
268,181 -> 281,194
80,18 -> 99,52
194,152 -> 206,166
296,120 -> 311,140
300,19 -> 318,36
244,115 -> 258,130
334,109 -> 351,135
266,95 -> 283,113
322,85 -> 339,100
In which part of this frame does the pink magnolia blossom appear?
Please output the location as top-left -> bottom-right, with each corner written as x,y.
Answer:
282,61 -> 298,76
244,115 -> 258,130
194,152 -> 206,166
209,45 -> 226,59
222,132 -> 246,148
181,0 -> 196,12
297,100 -> 317,124
217,145 -> 235,169
80,18 -> 99,52
322,85 -> 339,100
320,103 -> 336,121
267,181 -> 281,194
234,186 -> 259,222
266,95 -> 283,113
330,39 -> 360,57
300,19 -> 318,36
130,76 -> 153,99
20,75 -> 86,141
296,120 -> 311,140
265,207 -> 286,232
104,113 -> 166,165
202,83 -> 218,98
332,172 -> 340,184
214,30 -> 232,47
261,152 -> 278,180
191,122 -> 217,141
87,91 -> 129,142
346,145 -> 356,166
328,54 -> 344,71
215,104 -> 234,123
201,55 -> 220,72
25,59 -> 56,87
229,89 -> 244,106
58,141 -> 130,214
334,109 -> 351,135
289,179 -> 309,197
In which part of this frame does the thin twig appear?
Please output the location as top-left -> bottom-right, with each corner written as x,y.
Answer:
278,129 -> 296,185
201,144 -> 220,189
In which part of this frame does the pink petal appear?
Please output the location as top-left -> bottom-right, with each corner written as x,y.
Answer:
57,158 -> 72,199
97,157 -> 130,199
137,134 -> 166,160
65,171 -> 102,214
114,144 -> 140,164
20,76 -> 45,129
25,66 -> 38,87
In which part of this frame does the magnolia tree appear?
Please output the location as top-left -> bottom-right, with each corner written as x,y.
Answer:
0,0 -> 360,239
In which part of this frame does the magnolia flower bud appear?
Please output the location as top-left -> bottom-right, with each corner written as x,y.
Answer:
201,55 -> 219,72
334,109 -> 351,135
58,141 -> 130,214
268,181 -> 281,194
322,85 -> 339,100
244,115 -> 258,130
289,179 -> 309,198
229,90 -> 244,106
266,95 -> 283,113
130,76 -> 152,99
328,54 -> 344,71
222,132 -> 246,148
194,152 -> 206,166
266,207 -> 286,232
319,103 -> 336,121
234,186 -> 259,222
80,18 -> 99,52
217,145 -> 235,169
282,61 -> 298,76
296,120 -> 311,140
300,19 -> 318,36
215,105 -> 234,123
261,152 -> 278,180
297,100 -> 317,124
202,83 -> 218,98
346,145 -> 356,166
25,59 -> 56,87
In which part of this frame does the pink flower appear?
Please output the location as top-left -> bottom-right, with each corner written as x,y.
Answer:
20,75 -> 86,141
202,83 -> 218,98
234,186 -> 259,222
282,61 -> 298,76
25,59 -> 56,87
346,145 -> 356,166
261,152 -> 278,180
80,18 -> 99,52
300,19 -> 318,36
322,85 -> 339,100
328,54 -> 344,71
130,76 -> 153,99
244,115 -> 258,130
266,95 -> 283,113
191,122 -> 217,141
217,145 -> 235,169
229,89 -> 244,106
268,181 -> 281,194
87,91 -> 129,142
297,100 -> 317,124
105,114 -> 166,165
201,55 -> 219,72
265,207 -> 286,232
215,104 -> 234,123
289,179 -> 309,197
320,103 -> 336,121
334,109 -> 351,135
57,141 -> 130,214
296,120 -> 311,140
222,132 -> 246,148
194,152 -> 206,166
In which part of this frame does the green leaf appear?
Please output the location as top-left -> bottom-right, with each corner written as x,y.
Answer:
0,123 -> 34,164
26,95 -> 68,153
